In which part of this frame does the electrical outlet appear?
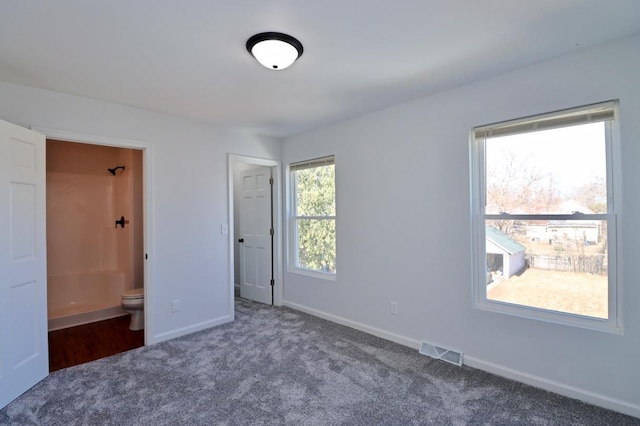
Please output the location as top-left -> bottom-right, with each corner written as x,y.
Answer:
390,301 -> 399,315
171,299 -> 181,313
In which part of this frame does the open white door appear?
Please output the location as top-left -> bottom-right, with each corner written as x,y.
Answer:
238,166 -> 273,305
0,120 -> 48,409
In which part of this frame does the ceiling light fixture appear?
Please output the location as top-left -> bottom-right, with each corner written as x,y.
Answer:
246,32 -> 303,70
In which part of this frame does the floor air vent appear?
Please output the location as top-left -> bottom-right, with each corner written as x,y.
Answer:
419,342 -> 463,366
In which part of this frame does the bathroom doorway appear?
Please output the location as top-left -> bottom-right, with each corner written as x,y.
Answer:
46,139 -> 145,368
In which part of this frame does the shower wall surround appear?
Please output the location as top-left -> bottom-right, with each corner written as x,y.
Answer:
46,140 -> 143,330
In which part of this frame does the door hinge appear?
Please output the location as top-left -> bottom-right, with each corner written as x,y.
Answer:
269,177 -> 274,185
270,228 -> 274,236
270,279 -> 275,287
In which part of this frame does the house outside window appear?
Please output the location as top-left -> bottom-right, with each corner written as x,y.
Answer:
289,156 -> 336,277
470,101 -> 621,332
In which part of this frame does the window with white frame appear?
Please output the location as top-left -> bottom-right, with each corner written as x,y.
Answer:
470,101 -> 620,331
290,156 -> 336,275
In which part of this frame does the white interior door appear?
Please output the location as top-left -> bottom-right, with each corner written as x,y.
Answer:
0,120 -> 48,409
239,166 -> 273,305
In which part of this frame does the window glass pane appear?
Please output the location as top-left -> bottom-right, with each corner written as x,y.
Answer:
485,123 -> 607,215
295,164 -> 335,217
296,218 -> 336,273
485,219 -> 607,319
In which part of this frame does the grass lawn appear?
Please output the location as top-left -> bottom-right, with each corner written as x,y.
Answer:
487,268 -> 608,319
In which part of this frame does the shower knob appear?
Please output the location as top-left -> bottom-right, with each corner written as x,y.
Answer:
115,216 -> 129,229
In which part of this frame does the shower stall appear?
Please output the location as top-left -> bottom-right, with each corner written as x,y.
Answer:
46,140 -> 143,330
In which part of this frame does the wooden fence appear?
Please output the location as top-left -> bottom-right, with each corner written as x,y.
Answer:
525,254 -> 607,275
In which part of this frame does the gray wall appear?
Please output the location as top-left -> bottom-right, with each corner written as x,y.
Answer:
0,81 -> 280,344
280,34 -> 640,416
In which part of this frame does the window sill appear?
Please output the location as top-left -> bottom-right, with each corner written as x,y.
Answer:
473,299 -> 622,335
288,267 -> 336,281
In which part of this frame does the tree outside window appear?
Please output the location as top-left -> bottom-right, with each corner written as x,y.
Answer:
290,157 -> 336,274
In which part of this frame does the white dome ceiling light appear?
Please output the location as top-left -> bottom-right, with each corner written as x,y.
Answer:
246,32 -> 303,70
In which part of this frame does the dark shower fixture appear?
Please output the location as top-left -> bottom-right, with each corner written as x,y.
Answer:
108,165 -> 125,175
115,216 -> 129,229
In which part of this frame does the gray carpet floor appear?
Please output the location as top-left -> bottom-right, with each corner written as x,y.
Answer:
1,298 -> 638,425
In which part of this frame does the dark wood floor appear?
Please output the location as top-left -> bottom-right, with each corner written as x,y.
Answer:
48,315 -> 144,372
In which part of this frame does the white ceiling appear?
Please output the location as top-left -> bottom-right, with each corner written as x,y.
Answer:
1,1 -> 639,138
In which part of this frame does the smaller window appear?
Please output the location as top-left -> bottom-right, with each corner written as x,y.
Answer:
289,156 -> 336,275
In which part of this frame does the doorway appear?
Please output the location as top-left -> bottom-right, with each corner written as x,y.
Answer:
229,155 -> 282,309
0,122 -> 153,408
46,139 -> 145,369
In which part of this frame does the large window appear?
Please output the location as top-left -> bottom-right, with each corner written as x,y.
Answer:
470,101 -> 620,331
290,156 -> 336,276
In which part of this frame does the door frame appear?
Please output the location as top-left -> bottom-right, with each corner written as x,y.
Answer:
32,127 -> 154,345
228,155 -> 282,313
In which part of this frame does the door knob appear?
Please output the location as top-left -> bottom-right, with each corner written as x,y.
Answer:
238,238 -> 244,243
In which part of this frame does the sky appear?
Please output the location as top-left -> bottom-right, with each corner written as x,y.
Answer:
486,122 -> 607,196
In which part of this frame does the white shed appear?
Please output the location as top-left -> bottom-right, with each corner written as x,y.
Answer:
486,226 -> 526,280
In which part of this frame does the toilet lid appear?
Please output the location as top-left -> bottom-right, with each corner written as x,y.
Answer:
122,288 -> 144,299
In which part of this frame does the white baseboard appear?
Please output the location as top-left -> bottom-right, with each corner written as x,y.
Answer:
150,315 -> 232,344
283,300 -> 639,419
283,301 -> 421,350
463,356 -> 640,419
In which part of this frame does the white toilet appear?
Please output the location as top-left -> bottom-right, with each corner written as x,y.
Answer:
121,288 -> 144,331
